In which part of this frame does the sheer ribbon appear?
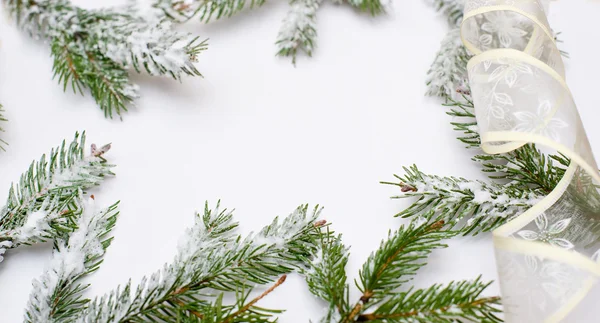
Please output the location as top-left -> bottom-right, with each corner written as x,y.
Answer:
460,1 -> 600,322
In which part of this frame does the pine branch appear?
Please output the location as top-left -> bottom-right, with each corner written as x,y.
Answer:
444,95 -> 479,148
474,148 -> 568,194
306,221 -> 500,322
73,203 -> 324,322
427,0 -> 464,26
275,0 -> 321,65
425,28 -> 470,100
357,277 -> 502,323
51,36 -> 138,118
0,132 -> 114,263
346,0 -> 385,16
4,0 -> 206,118
153,0 -> 267,23
304,229 -> 351,322
0,104 -> 6,151
382,165 -> 542,235
170,278 -> 286,323
349,221 -> 453,317
25,197 -> 119,323
445,95 -> 570,193
154,0 -> 385,63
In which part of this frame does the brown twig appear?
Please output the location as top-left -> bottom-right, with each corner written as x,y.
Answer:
223,275 -> 287,323
356,296 -> 500,321
174,299 -> 204,319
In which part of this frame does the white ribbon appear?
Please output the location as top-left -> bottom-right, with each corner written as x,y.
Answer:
461,1 -> 600,322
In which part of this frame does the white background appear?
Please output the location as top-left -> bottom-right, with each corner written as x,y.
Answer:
0,0 -> 599,321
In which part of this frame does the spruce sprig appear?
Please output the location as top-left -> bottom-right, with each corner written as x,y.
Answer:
445,95 -> 569,193
4,0 -> 207,118
0,132 -> 114,263
0,104 -> 6,151
358,277 -> 501,322
429,0 -> 464,26
154,0 -> 385,63
305,221 -> 501,322
389,91 -> 570,235
382,165 -> 541,235
425,28 -> 470,99
71,203 -> 324,322
25,197 -> 119,323
304,230 -> 351,321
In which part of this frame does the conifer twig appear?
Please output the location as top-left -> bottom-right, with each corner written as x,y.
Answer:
25,197 -> 119,323
223,275 -> 287,323
425,28 -> 470,100
4,0 -> 207,118
428,0 -> 464,26
0,132 -> 114,263
382,165 -> 542,235
275,0 -> 321,64
154,0 -> 385,63
0,104 -> 6,151
305,221 -> 501,322
72,203 -> 323,321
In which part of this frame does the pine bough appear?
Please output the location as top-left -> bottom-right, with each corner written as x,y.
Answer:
306,222 -> 502,322
1,132 -> 501,322
388,2 -> 571,236
153,0 -> 386,64
26,199 -> 324,322
0,132 -> 113,263
0,104 -> 6,151
4,0 -> 207,118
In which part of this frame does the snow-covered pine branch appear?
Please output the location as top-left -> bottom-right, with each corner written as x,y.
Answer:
154,0 -> 386,63
71,203 -> 324,322
382,165 -> 542,235
153,0 -> 266,23
305,221 -> 502,322
275,0 -> 321,64
0,132 -> 113,263
304,230 -> 350,322
0,104 -> 6,151
425,28 -> 470,100
25,197 -> 119,323
428,0 -> 465,26
4,0 -> 206,118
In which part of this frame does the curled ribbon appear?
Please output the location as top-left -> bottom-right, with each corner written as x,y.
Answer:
461,0 -> 600,322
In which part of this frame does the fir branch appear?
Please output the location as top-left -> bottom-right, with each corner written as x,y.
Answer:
346,0 -> 385,16
154,0 -> 385,63
51,36 -> 138,118
427,0 -> 464,26
305,221 -> 500,322
4,0 -> 206,118
382,165 -> 542,234
357,277 -> 502,322
25,197 -> 119,323
73,203 -> 323,322
153,0 -> 267,23
0,132 -> 114,263
425,28 -> 470,100
170,278 -> 285,323
0,104 -> 6,151
275,0 -> 321,65
445,95 -> 570,193
474,148 -> 568,194
349,221 -> 453,316
304,230 -> 351,322
444,95 -> 479,148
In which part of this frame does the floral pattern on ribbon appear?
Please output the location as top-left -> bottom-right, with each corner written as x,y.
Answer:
517,214 -> 574,249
